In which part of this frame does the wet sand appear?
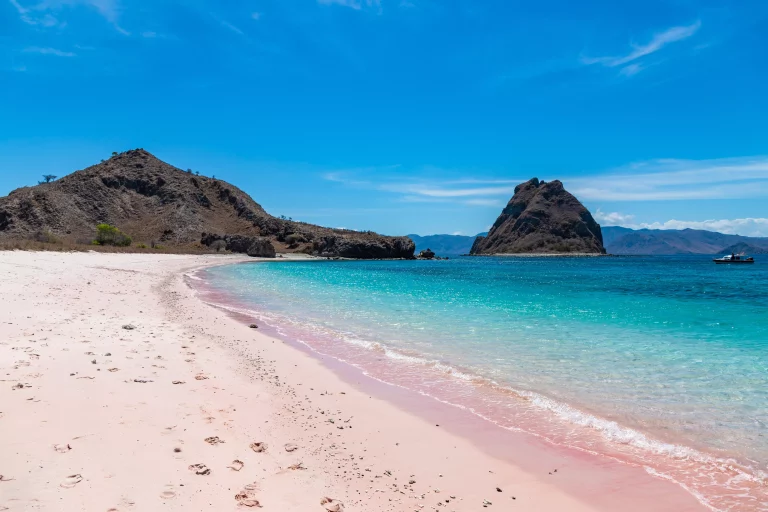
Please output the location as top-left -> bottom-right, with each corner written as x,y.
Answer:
0,251 -> 706,511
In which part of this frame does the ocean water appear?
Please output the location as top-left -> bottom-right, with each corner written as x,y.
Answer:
196,256 -> 768,511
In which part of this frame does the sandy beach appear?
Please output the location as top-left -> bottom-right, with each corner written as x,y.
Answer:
0,251 -> 707,512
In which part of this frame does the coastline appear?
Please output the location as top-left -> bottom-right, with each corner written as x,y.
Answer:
0,252 -> 706,511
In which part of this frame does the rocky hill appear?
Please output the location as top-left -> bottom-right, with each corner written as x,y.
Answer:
603,227 -> 768,255
0,149 -> 414,259
470,178 -> 604,255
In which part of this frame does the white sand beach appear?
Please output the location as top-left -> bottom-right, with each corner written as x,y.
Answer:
0,251 -> 706,511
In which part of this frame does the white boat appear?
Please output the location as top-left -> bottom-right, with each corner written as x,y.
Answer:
713,253 -> 754,264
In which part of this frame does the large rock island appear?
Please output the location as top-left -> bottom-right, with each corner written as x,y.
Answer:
470,178 -> 605,255
0,149 -> 414,259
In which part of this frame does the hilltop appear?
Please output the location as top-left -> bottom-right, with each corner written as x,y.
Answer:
0,149 -> 414,259
470,178 -> 605,255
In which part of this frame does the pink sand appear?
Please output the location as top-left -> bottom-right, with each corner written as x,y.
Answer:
0,251 -> 707,511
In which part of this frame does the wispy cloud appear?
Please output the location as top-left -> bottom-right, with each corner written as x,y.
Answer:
318,0 -> 382,13
24,46 -> 76,57
10,0 -> 128,34
9,0 -> 60,26
567,156 -> 768,201
582,20 -> 701,70
324,169 -> 524,207
325,156 -> 768,208
251,12 -> 262,20
619,63 -> 644,77
219,19 -> 244,35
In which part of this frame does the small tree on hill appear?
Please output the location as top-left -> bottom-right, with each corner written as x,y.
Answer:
38,174 -> 57,184
112,151 -> 118,157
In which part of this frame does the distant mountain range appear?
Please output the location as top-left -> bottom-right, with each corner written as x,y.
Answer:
602,227 -> 768,255
411,227 -> 768,256
407,233 -> 487,256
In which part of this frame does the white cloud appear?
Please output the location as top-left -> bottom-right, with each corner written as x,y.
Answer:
583,20 -> 701,68
24,46 -> 76,57
594,209 -> 636,225
141,31 -> 156,38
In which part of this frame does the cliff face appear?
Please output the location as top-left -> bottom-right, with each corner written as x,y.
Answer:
0,149 -> 415,259
470,178 -> 605,255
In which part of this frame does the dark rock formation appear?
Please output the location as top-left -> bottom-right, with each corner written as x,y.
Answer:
201,233 -> 276,258
417,248 -> 436,259
0,149 -> 414,259
246,238 -> 276,258
470,178 -> 604,255
312,235 -> 415,259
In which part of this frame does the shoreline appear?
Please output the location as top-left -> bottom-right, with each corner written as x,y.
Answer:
192,260 -> 726,512
0,252 -> 708,511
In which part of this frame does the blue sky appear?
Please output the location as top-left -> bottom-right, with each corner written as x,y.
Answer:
2,0 -> 768,237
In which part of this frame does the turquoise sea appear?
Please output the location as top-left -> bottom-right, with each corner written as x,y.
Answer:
197,256 -> 768,511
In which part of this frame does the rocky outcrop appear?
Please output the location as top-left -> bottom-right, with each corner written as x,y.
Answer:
0,149 -> 414,259
470,178 -> 604,255
417,248 -> 436,259
201,233 -> 276,258
312,235 -> 415,259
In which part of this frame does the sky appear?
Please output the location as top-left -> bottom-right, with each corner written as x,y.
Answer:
2,0 -> 768,237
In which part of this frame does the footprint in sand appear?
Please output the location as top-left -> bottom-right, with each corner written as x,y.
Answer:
204,436 -> 224,445
321,497 -> 345,512
60,474 -> 83,488
53,444 -> 72,453
195,374 -> 209,381
235,491 -> 261,508
172,380 -> 184,385
228,460 -> 244,472
249,442 -> 267,453
160,486 -> 177,500
284,443 -> 298,453
188,463 -> 211,476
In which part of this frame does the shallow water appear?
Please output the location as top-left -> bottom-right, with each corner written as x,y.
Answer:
197,255 -> 768,511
